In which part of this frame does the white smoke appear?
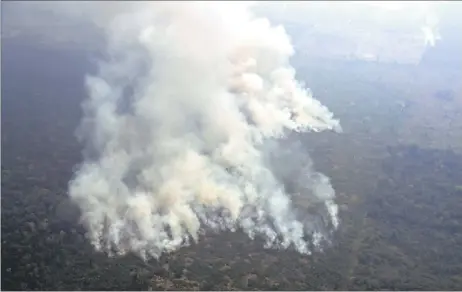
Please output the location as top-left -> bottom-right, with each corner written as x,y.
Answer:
69,1 -> 341,260
422,12 -> 441,47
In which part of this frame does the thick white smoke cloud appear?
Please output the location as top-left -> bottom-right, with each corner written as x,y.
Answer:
69,1 -> 341,260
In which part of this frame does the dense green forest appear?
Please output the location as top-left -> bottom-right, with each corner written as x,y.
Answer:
2,33 -> 462,290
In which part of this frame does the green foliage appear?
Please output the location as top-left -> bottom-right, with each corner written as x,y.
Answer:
2,37 -> 462,290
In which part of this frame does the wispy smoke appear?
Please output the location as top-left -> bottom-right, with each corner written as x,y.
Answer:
69,1 -> 341,260
422,12 -> 441,47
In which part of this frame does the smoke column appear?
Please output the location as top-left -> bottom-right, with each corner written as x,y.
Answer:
69,1 -> 342,260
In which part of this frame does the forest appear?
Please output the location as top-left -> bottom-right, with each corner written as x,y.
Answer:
2,30 -> 462,290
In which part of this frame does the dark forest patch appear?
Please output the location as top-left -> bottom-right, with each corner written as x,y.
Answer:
350,145 -> 462,290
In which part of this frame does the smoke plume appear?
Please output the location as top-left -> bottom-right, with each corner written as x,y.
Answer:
69,1 -> 341,260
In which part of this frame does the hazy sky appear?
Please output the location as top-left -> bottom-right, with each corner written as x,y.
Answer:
2,1 -> 449,39
3,1 -> 461,60
254,1 -> 446,45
